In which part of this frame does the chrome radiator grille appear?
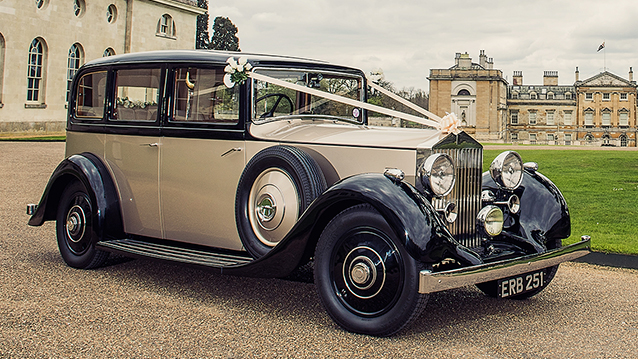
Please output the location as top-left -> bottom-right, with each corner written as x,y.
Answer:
432,147 -> 483,248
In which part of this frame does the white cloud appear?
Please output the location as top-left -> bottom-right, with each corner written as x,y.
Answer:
208,0 -> 638,90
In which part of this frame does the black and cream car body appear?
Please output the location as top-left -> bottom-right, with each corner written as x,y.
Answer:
28,50 -> 590,336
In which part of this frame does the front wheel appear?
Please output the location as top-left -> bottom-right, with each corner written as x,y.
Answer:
56,181 -> 109,269
314,204 -> 428,336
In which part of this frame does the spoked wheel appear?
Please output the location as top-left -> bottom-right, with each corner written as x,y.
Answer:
56,181 -> 109,269
314,204 -> 428,336
236,146 -> 326,258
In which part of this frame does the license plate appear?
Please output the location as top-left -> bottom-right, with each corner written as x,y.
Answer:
498,269 -> 547,298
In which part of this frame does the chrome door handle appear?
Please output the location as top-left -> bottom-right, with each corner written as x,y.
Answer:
221,147 -> 243,157
147,143 -> 159,147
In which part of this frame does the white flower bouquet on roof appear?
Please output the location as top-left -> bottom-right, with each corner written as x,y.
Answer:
224,57 -> 252,88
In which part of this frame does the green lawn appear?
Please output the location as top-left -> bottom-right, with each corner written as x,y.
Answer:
483,149 -> 638,255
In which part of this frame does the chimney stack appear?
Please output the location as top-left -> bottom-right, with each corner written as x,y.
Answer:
513,71 -> 523,85
543,71 -> 558,86
479,50 -> 487,68
630,67 -> 634,82
575,67 -> 579,82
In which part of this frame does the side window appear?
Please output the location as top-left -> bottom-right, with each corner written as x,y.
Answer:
172,67 -> 239,124
75,71 -> 107,119
113,68 -> 161,122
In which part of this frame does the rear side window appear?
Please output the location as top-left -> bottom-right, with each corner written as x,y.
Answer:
113,68 -> 161,122
75,71 -> 107,119
172,67 -> 239,124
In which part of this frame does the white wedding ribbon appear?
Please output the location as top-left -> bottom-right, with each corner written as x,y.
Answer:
366,77 -> 442,123
248,72 -> 441,129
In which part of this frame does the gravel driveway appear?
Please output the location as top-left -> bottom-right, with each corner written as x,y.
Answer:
1,141 -> 637,358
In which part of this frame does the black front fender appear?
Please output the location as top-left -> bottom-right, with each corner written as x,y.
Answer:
28,153 -> 123,240
224,173 -> 481,278
483,169 -> 570,247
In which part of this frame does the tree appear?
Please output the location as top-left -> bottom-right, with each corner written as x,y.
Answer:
210,17 -> 240,51
367,69 -> 430,128
196,0 -> 211,49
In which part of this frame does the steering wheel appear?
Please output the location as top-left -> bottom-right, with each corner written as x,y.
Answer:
256,93 -> 293,119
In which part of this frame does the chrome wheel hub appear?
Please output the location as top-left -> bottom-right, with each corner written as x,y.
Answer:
256,194 -> 277,222
349,256 -> 377,290
248,169 -> 299,247
343,247 -> 384,298
66,205 -> 86,243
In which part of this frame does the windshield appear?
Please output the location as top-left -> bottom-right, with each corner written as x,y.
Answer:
252,69 -> 364,123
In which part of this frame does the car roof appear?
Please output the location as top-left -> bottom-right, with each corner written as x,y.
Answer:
83,50 -> 365,76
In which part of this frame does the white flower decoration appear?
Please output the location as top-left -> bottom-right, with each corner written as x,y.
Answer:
439,112 -> 462,134
224,56 -> 252,88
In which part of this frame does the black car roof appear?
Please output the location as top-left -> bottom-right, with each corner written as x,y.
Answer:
83,50 -> 365,76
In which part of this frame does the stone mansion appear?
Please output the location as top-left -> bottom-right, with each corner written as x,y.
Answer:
0,0 -> 205,136
429,51 -> 637,147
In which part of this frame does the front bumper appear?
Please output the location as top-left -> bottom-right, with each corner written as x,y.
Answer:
419,235 -> 591,294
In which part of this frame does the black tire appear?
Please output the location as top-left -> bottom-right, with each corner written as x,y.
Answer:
236,146 -> 326,258
476,239 -> 561,299
56,180 -> 109,269
314,204 -> 428,336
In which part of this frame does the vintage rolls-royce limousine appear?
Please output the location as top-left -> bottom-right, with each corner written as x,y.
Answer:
28,50 -> 590,336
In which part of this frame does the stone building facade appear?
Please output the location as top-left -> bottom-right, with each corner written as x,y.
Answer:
428,51 -> 508,141
0,0 -> 205,136
507,68 -> 636,147
507,71 -> 577,145
573,70 -> 637,147
429,51 -> 638,146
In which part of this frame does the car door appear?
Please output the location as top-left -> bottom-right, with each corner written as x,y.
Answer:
159,66 -> 246,250
104,67 -> 163,238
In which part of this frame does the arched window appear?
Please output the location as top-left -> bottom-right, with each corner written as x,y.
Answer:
106,4 -> 118,23
0,33 -> 5,106
73,0 -> 85,17
35,0 -> 48,9
103,48 -> 116,57
67,43 -> 84,102
27,38 -> 47,103
457,89 -> 470,96
157,14 -> 176,38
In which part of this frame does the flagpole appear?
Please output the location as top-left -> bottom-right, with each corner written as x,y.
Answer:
604,41 -> 606,72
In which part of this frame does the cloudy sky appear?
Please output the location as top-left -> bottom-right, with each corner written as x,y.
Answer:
208,0 -> 638,91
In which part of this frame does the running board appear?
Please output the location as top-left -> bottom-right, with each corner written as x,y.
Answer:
97,239 -> 253,268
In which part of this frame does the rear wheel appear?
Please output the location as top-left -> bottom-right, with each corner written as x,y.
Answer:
314,204 -> 428,336
56,181 -> 109,269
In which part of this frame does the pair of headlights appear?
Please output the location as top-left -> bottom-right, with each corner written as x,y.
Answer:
418,150 -> 524,197
418,150 -> 525,237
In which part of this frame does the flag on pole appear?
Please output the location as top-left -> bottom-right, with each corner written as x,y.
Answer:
597,42 -> 605,52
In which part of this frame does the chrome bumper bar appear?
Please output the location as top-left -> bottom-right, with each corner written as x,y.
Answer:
419,235 -> 591,294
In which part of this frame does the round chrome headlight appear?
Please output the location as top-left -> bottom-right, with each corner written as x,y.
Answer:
477,205 -> 504,237
490,151 -> 523,190
419,153 -> 455,197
